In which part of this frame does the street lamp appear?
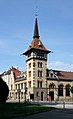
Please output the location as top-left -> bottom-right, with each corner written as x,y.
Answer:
55,72 -> 59,101
24,83 -> 28,103
17,89 -> 21,103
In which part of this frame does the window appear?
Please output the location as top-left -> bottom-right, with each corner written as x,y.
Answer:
40,81 -> 42,88
21,92 -> 23,99
37,81 -> 40,88
49,83 -> 55,89
15,92 -> 17,99
38,62 -> 43,68
38,70 -> 42,77
33,62 -> 35,67
58,84 -> 63,96
29,63 -> 31,68
29,71 -> 31,77
18,84 -> 20,89
28,81 -> 31,87
28,53 -> 31,57
11,85 -> 13,90
15,84 -> 17,90
37,92 -> 39,96
21,83 -> 23,89
66,85 -> 70,96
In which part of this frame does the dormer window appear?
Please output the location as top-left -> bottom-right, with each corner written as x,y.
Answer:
50,70 -> 54,78
29,44 -> 32,48
38,41 -> 42,49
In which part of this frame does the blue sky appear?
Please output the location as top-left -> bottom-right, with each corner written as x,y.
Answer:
0,0 -> 73,73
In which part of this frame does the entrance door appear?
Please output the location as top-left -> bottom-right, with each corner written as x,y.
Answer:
49,91 -> 54,100
41,92 -> 43,101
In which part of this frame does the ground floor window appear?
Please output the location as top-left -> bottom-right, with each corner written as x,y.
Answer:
66,85 -> 70,96
58,84 -> 63,96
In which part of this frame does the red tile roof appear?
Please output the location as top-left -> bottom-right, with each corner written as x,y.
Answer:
28,38 -> 47,51
47,69 -> 73,81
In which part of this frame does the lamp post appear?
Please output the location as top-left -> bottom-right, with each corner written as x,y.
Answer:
55,73 -> 59,101
24,83 -> 28,103
17,89 -> 21,103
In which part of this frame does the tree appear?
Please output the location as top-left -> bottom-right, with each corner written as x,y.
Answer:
0,77 -> 9,103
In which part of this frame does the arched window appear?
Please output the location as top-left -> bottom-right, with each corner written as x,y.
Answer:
49,83 -> 55,89
58,84 -> 63,96
66,84 -> 70,96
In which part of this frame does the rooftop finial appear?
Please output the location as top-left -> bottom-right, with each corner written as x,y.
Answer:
33,6 -> 40,39
35,6 -> 38,17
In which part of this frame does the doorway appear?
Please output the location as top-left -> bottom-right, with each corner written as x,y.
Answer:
41,92 -> 44,101
49,91 -> 54,100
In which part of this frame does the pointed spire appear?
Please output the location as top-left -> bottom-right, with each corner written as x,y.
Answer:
33,15 -> 40,39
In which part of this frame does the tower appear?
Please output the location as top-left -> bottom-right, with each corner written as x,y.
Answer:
23,16 -> 51,101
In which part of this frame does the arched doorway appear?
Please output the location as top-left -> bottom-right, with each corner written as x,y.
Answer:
49,83 -> 55,100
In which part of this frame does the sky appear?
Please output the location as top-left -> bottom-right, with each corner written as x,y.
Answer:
0,0 -> 73,73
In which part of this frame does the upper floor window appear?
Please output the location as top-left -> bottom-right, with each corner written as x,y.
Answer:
38,62 -> 43,68
28,53 -> 31,57
49,83 -> 55,89
37,81 -> 40,88
18,84 -> 20,89
15,84 -> 17,90
40,81 -> 42,88
29,63 -> 31,68
38,70 -> 43,77
33,62 -> 35,67
29,71 -> 31,77
28,81 -> 31,87
21,83 -> 23,89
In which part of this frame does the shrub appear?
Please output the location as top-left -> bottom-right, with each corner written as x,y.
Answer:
0,77 -> 9,103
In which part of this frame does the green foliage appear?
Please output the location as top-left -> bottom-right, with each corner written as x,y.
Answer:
0,77 -> 9,103
0,103 -> 55,119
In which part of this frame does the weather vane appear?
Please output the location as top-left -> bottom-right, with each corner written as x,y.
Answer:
35,5 -> 38,17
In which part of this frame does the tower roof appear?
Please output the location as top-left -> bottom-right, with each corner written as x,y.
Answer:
23,17 -> 51,55
33,17 -> 40,39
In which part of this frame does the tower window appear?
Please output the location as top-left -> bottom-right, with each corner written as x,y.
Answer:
28,81 -> 31,87
33,62 -> 35,67
29,63 -> 31,68
38,62 -> 43,68
29,71 -> 31,77
38,70 -> 42,77
28,53 -> 31,57
37,81 -> 40,88
40,81 -> 42,88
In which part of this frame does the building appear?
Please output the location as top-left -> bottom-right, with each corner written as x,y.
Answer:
22,16 -> 73,101
47,69 -> 73,101
1,66 -> 21,99
1,16 -> 73,102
